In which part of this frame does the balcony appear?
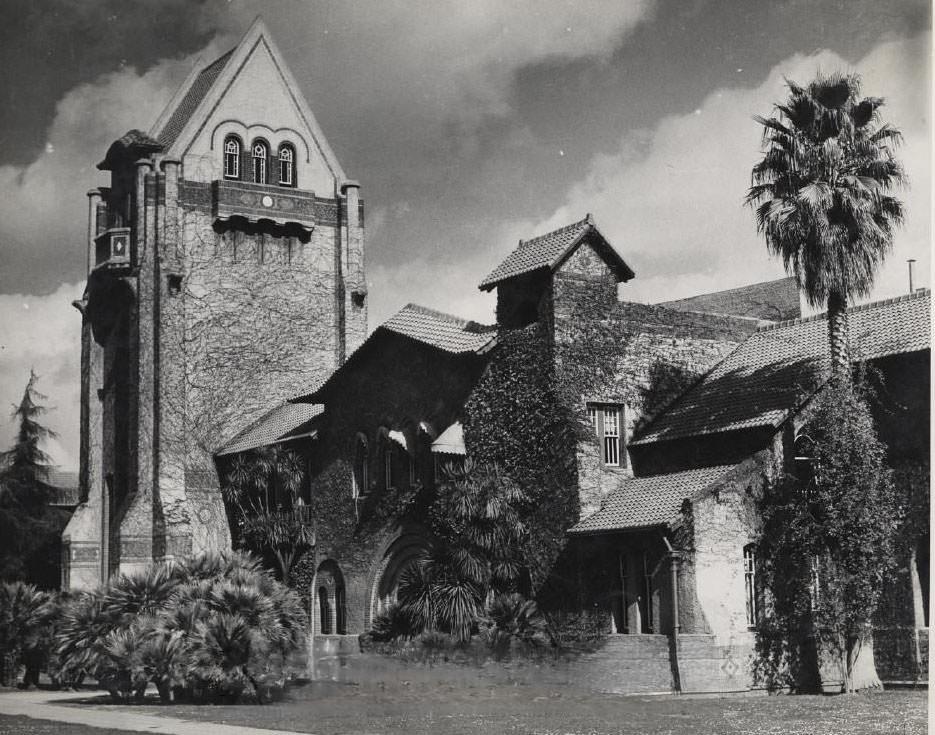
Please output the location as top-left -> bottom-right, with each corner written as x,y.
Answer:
94,227 -> 132,273
213,179 -> 316,233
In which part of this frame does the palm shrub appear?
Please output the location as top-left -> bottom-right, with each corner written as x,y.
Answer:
483,592 -> 552,652
0,581 -> 55,686
55,552 -> 306,703
388,461 -> 529,644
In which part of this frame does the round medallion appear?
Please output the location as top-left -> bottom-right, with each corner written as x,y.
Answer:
261,195 -> 274,207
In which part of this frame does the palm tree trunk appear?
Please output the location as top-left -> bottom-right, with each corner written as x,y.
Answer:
827,290 -> 850,380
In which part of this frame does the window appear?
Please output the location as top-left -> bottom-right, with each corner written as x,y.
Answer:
223,136 -> 241,179
641,552 -> 654,633
809,555 -> 822,610
352,434 -> 368,499
588,404 -> 625,467
278,144 -> 295,186
318,587 -> 331,634
793,432 -> 818,489
383,443 -> 393,490
252,140 -> 269,184
744,544 -> 758,627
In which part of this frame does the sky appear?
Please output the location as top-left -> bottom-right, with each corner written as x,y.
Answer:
0,0 -> 930,471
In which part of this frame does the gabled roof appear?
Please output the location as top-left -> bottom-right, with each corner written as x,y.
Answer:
568,465 -> 736,534
633,289 -> 931,446
478,214 -> 635,291
293,304 -> 496,402
148,17 -> 346,180
382,304 -> 496,354
155,50 -> 233,149
216,402 -> 323,456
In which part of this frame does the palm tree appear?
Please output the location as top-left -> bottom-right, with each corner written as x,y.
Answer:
747,72 -> 906,377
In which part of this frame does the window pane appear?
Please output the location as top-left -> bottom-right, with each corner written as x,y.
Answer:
588,406 -> 598,433
604,436 -> 618,465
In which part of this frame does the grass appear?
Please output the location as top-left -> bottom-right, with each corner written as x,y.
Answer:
0,714 -> 147,735
78,681 -> 926,735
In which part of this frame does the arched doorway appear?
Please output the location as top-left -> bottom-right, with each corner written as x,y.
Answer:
315,560 -> 347,635
371,533 -> 430,622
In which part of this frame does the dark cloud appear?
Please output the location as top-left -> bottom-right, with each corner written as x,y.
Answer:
0,0 -> 219,165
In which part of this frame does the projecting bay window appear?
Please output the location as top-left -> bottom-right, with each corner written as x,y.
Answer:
588,403 -> 625,467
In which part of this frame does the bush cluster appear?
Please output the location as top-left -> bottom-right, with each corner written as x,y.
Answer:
55,551 -> 306,703
0,582 -> 58,687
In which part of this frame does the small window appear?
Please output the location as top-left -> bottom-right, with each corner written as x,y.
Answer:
588,404 -> 625,467
252,140 -> 269,184
744,544 -> 758,627
278,144 -> 295,187
353,434 -> 368,499
794,432 -> 818,490
384,444 -> 393,490
223,136 -> 241,179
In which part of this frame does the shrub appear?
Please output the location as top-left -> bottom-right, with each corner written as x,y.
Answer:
484,592 -> 552,650
55,552 -> 306,703
368,603 -> 417,642
0,581 -> 55,687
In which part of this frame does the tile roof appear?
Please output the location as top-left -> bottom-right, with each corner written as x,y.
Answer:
657,277 -> 801,322
217,402 -> 323,456
46,468 -> 80,506
633,289 -> 931,446
382,304 -> 497,354
569,465 -> 736,534
478,215 -> 634,291
156,50 -> 234,148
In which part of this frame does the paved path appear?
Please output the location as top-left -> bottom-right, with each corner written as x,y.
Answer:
0,689 -> 313,735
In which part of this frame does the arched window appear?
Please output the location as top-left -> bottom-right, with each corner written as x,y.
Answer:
335,584 -> 347,634
383,443 -> 394,490
318,586 -> 332,634
353,434 -> 369,499
223,136 -> 241,179
252,140 -> 269,184
793,431 -> 818,491
278,143 -> 295,187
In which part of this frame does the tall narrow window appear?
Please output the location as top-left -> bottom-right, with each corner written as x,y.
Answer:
744,544 -> 758,627
353,434 -> 368,499
278,143 -> 295,186
384,444 -> 393,490
809,555 -> 822,610
642,552 -> 654,633
588,404 -> 625,467
252,140 -> 268,184
223,136 -> 241,179
318,587 -> 331,634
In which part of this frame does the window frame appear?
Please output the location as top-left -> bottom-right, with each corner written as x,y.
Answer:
743,544 -> 759,628
587,403 -> 626,468
251,139 -> 270,184
223,135 -> 242,180
278,143 -> 296,187
352,433 -> 369,499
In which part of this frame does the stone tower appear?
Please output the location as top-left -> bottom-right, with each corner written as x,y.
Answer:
63,18 -> 367,589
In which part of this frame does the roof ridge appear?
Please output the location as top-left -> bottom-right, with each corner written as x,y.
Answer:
518,215 -> 590,247
757,288 -> 931,333
395,302 -> 471,327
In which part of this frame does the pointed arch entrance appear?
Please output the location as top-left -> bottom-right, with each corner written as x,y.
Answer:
314,559 -> 347,635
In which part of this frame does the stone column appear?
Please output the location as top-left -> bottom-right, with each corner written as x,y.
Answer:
118,159 -> 156,575
340,180 -> 367,356
156,158 -> 192,563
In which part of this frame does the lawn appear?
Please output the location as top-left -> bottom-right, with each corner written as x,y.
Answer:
0,714 -> 147,735
75,680 -> 926,735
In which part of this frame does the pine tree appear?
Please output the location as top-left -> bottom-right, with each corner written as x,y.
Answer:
0,371 -> 64,586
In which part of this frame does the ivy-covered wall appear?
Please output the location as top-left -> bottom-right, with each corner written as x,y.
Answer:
301,332 -> 488,632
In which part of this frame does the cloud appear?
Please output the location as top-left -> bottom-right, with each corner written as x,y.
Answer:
489,32 -> 931,309
0,282 -> 85,470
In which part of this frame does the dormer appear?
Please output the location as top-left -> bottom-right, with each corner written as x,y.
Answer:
479,214 -> 635,329
147,17 -> 348,233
